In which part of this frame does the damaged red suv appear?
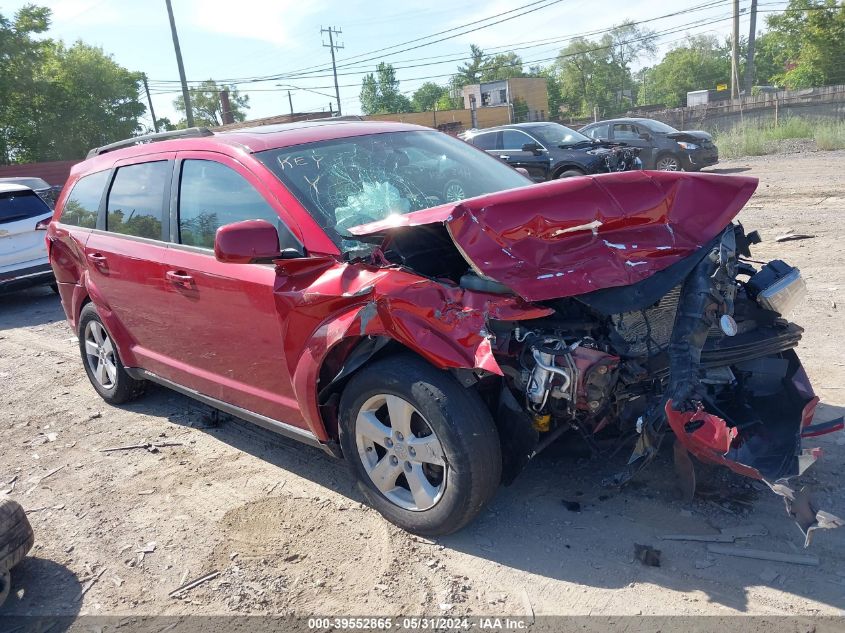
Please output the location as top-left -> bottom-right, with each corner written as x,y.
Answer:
48,121 -> 842,540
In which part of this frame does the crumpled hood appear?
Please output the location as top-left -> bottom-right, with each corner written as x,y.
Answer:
666,130 -> 713,143
348,170 -> 758,302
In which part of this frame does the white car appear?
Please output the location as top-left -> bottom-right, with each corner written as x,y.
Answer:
0,183 -> 55,293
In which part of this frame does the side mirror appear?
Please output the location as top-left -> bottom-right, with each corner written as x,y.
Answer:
638,132 -> 652,141
521,142 -> 544,155
215,219 -> 289,264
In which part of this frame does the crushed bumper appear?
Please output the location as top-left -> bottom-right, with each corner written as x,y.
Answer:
666,394 -> 844,546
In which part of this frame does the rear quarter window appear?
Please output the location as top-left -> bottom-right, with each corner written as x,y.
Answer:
60,170 -> 110,228
0,189 -> 51,224
106,161 -> 169,240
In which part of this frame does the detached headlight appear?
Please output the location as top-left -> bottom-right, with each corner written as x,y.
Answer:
677,141 -> 699,150
748,261 -> 807,315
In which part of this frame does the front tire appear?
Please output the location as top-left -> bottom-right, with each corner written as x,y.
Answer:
655,153 -> 682,171
339,355 -> 502,536
78,303 -> 146,404
557,169 -> 584,179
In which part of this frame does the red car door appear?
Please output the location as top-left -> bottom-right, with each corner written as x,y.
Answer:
161,153 -> 305,426
83,154 -> 177,377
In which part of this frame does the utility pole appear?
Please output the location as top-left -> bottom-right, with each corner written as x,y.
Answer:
745,0 -> 758,93
142,73 -> 159,133
165,0 -> 194,127
321,26 -> 344,117
219,89 -> 234,125
288,91 -> 294,117
731,0 -> 740,99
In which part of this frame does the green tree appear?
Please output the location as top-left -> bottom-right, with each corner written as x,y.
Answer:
0,5 -> 145,163
453,44 -> 487,87
551,22 -> 655,118
757,0 -> 845,88
174,79 -> 249,127
479,52 -> 525,81
641,35 -> 731,107
359,62 -> 412,114
0,5 -> 51,163
411,82 -> 446,112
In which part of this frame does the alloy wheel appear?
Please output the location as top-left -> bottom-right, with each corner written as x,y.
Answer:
84,321 -> 117,389
354,394 -> 447,511
656,156 -> 681,171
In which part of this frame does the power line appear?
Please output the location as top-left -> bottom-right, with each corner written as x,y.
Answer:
147,0 -> 565,85
148,0 -> 729,89
147,13 -> 740,97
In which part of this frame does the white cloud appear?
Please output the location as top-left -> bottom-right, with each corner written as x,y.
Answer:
183,0 -> 326,47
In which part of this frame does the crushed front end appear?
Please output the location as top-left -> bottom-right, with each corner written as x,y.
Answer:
349,171 -> 843,545
489,224 -> 842,545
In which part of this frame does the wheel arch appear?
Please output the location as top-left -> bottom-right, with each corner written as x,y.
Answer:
292,297 -> 507,446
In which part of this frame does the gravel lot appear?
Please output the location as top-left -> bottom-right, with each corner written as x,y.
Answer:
1,151 -> 844,619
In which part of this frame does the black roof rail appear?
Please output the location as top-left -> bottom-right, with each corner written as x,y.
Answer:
87,127 -> 214,158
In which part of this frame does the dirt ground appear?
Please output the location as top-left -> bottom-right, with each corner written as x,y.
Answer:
1,151 -> 844,620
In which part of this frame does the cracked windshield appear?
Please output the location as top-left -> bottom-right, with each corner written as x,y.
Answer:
258,130 -> 528,253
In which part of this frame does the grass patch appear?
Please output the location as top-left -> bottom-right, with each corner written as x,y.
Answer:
713,117 -> 845,158
814,120 -> 845,150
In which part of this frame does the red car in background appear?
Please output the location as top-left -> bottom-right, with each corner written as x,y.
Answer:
48,120 -> 842,540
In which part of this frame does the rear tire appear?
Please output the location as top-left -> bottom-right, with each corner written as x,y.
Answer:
0,499 -> 34,574
339,355 -> 502,536
78,303 -> 146,405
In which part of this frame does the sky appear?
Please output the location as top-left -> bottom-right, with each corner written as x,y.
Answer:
3,0 -> 771,127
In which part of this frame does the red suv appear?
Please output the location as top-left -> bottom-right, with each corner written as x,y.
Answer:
49,121 -> 841,540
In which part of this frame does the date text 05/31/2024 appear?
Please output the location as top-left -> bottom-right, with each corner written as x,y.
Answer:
307,617 -> 529,630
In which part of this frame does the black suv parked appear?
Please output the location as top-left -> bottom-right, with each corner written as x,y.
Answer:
460,122 -> 641,182
579,117 -> 719,171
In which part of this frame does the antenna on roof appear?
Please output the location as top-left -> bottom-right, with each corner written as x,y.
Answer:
87,127 -> 213,158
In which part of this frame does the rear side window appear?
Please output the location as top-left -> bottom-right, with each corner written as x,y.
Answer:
178,160 -> 281,249
60,170 -> 110,228
0,189 -> 51,225
106,161 -> 169,239
584,123 -> 609,140
470,132 -> 499,151
612,123 -> 640,140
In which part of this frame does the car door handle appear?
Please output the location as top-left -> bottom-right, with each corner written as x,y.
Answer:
87,253 -> 107,264
166,270 -> 194,286
498,155 -> 510,159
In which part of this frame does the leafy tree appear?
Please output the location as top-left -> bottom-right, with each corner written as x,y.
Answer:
640,35 -> 731,107
479,52 -> 525,81
174,79 -> 249,127
0,5 -> 145,163
359,63 -> 412,114
411,82 -> 446,112
551,22 -> 655,118
0,5 -> 51,163
757,0 -> 845,88
453,45 -> 487,87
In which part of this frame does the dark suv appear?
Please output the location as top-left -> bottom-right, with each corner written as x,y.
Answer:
460,122 -> 640,181
47,121 -> 840,541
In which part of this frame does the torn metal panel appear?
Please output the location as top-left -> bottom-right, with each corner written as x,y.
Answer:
280,259 -> 552,439
349,171 -> 758,302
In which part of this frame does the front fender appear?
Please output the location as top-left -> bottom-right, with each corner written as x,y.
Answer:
283,264 -> 552,442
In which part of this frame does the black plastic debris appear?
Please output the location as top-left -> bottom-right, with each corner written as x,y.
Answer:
634,543 -> 662,567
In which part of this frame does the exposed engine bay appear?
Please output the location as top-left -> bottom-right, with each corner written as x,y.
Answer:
373,219 -> 842,545
347,170 -> 843,545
